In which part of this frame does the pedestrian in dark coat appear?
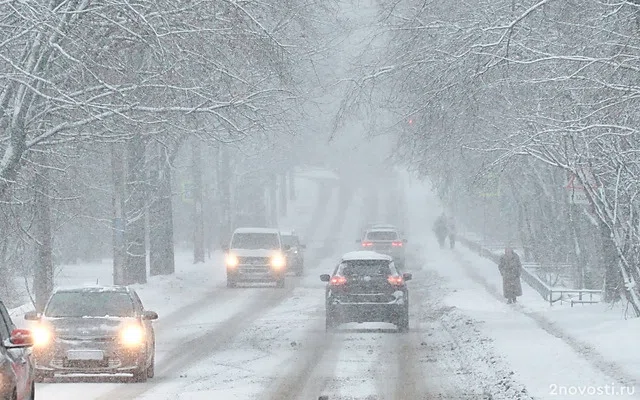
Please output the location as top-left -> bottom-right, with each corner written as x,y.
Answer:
498,247 -> 522,303
433,214 -> 448,248
447,217 -> 456,249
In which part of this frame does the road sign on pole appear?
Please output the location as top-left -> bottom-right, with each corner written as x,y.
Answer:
565,172 -> 594,205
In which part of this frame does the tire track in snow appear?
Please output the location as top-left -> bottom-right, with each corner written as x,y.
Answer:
86,176 -> 341,400
263,183 -> 358,400
451,249 -> 639,390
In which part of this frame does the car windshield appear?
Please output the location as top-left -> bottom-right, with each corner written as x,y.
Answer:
280,235 -> 298,246
339,260 -> 392,277
231,233 -> 280,249
45,291 -> 135,318
366,230 -> 398,241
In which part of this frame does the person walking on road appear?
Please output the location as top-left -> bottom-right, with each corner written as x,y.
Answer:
498,247 -> 522,304
447,217 -> 456,249
433,213 -> 448,248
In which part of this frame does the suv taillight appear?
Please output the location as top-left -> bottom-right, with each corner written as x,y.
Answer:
330,276 -> 347,286
392,241 -> 403,247
387,276 -> 404,286
361,242 -> 373,247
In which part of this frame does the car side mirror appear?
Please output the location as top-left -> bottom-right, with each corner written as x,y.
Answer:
300,244 -> 306,249
320,274 -> 330,282
143,310 -> 159,320
403,239 -> 408,243
221,244 -> 229,251
6,329 -> 33,348
402,272 -> 412,281
283,244 -> 291,251
24,311 -> 40,321
355,239 -> 361,243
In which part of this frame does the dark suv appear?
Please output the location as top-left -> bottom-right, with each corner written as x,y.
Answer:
25,286 -> 158,382
280,230 -> 306,276
320,251 -> 412,332
0,301 -> 35,400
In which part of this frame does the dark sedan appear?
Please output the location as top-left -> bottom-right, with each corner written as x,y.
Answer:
25,286 -> 157,382
321,251 -> 411,332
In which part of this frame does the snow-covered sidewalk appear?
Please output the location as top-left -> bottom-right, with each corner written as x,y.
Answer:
406,179 -> 640,399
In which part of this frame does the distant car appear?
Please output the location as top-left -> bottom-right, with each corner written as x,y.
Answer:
25,286 -> 158,382
357,228 -> 407,269
0,301 -> 35,399
320,251 -> 411,332
224,227 -> 289,288
280,230 -> 306,276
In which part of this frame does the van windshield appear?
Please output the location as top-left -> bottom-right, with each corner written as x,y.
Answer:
231,233 -> 280,249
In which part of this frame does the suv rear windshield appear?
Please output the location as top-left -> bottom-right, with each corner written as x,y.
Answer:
231,233 -> 280,249
45,291 -> 135,318
339,260 -> 392,277
365,230 -> 398,241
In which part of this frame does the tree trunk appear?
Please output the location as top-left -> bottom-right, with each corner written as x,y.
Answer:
601,222 -> 621,302
192,140 -> 205,263
279,173 -> 287,217
149,143 -> 175,276
218,146 -> 232,246
288,169 -> 296,201
111,143 -> 127,285
33,165 -> 53,313
125,136 -> 147,284
269,173 -> 278,226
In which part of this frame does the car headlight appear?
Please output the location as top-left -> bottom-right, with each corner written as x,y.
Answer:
225,254 -> 239,268
120,325 -> 144,347
32,326 -> 52,347
270,254 -> 286,270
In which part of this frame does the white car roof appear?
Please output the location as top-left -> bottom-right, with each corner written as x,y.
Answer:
279,230 -> 297,236
341,251 -> 392,261
233,227 -> 280,234
366,228 -> 399,233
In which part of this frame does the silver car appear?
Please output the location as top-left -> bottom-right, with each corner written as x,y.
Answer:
25,286 -> 157,382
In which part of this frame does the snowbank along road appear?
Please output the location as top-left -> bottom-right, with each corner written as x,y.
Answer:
36,178 -> 536,399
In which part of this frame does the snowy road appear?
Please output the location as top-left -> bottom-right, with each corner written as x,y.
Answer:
35,176 -> 572,400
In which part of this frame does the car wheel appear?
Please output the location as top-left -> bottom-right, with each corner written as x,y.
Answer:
325,312 -> 336,332
275,277 -> 285,288
146,352 -> 155,379
29,380 -> 35,400
133,365 -> 148,383
397,310 -> 409,332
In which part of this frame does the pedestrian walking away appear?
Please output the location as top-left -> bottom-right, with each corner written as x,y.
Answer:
447,216 -> 456,249
433,213 -> 448,248
498,247 -> 522,304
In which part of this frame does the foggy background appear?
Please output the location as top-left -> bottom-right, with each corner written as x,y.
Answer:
1,0 -> 639,316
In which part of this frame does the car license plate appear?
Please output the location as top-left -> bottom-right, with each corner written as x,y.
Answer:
66,350 -> 104,361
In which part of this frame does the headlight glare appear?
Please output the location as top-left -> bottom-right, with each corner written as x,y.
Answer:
32,326 -> 51,347
121,325 -> 144,347
270,254 -> 286,270
225,254 -> 239,268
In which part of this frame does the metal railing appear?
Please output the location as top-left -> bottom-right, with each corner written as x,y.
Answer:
459,236 -> 602,306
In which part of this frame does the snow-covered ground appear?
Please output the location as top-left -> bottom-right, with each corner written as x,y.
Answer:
23,170 -> 640,399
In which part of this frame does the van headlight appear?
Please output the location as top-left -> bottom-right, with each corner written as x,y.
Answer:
225,254 -> 239,269
270,254 -> 286,270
